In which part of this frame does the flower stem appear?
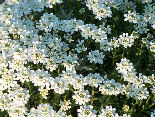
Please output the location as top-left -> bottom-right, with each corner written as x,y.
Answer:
122,47 -> 125,58
91,87 -> 95,105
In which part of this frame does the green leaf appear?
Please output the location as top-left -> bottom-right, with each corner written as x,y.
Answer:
79,56 -> 88,68
71,103 -> 79,108
134,61 -> 140,67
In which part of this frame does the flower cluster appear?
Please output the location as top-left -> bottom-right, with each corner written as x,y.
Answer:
116,58 -> 151,100
0,0 -> 154,116
75,39 -> 87,53
98,105 -> 130,117
25,103 -> 67,117
87,50 -> 105,64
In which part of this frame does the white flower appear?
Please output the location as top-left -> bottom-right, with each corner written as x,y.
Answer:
30,69 -> 51,88
63,52 -> 78,68
77,105 -> 97,117
85,0 -> 112,20
8,106 -> 28,117
72,90 -> 91,105
63,33 -> 74,43
50,77 -> 69,94
116,58 -> 134,74
85,73 -> 104,88
95,4 -> 112,20
0,93 -> 13,111
87,50 -> 105,64
119,1 -> 136,13
99,79 -> 124,95
99,40 -> 111,51
70,74 -> 86,91
122,105 -> 129,112
151,110 -> 155,117
110,37 -> 120,49
141,0 -> 152,4
125,83 -> 149,100
38,86 -> 50,99
37,13 -> 59,32
75,39 -> 87,53
59,100 -> 71,111
118,33 -> 134,48
124,11 -> 138,23
26,103 -> 67,117
98,105 -> 117,117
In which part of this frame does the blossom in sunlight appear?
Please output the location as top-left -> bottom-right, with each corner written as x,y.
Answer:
75,39 -> 87,53
118,33 -> 134,48
71,74 -> 86,91
99,40 -> 111,51
37,13 -> 59,32
0,93 -> 13,111
124,11 -> 138,23
50,77 -> 69,94
59,100 -> 71,112
8,106 -> 28,117
77,105 -> 97,117
124,83 -> 149,100
98,105 -> 131,117
85,0 -> 112,20
87,50 -> 105,64
8,87 -> 30,107
45,58 -> 58,72
122,105 -> 129,112
141,0 -> 152,4
149,41 -> 155,53
30,69 -> 51,88
0,0 -> 155,116
38,86 -> 50,99
119,0 -> 136,13
85,73 -> 104,88
98,105 -> 117,117
116,58 -> 134,75
99,79 -> 125,95
94,4 -> 112,20
26,103 -> 67,117
110,37 -> 120,49
72,90 -> 91,105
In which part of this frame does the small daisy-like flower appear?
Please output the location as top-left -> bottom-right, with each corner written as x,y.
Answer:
85,73 -> 104,88
59,100 -> 71,112
87,50 -> 105,64
122,105 -> 129,113
95,4 -> 112,20
30,69 -> 51,88
26,103 -> 67,117
99,79 -> 124,95
72,90 -> 91,105
116,58 -> 134,74
75,39 -> 87,53
110,37 -> 120,49
77,105 -> 97,117
50,77 -> 69,94
38,86 -> 50,99
98,105 -> 117,117
118,33 -> 134,48
9,87 -> 30,106
124,11 -> 138,23
8,106 -> 28,117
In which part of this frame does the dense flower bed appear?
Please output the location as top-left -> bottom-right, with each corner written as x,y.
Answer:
0,0 -> 155,116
